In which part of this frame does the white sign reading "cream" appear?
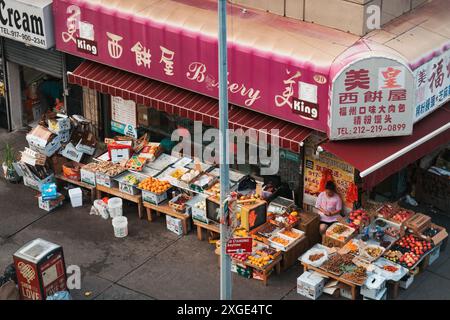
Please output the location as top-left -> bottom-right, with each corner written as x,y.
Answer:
0,0 -> 55,49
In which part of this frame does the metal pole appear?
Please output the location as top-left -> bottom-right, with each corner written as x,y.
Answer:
218,0 -> 231,300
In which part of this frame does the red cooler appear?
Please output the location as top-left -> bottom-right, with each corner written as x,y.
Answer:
13,239 -> 67,300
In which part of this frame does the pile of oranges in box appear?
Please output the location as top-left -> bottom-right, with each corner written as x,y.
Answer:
138,177 -> 171,194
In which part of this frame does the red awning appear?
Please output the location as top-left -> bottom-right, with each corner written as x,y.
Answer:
322,104 -> 450,190
68,61 -> 311,153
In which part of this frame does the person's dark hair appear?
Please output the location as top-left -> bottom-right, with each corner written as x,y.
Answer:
325,181 -> 336,192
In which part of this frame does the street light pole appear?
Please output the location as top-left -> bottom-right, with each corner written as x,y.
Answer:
218,0 -> 232,300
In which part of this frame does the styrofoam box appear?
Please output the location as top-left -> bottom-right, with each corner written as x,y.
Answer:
363,287 -> 387,300
80,168 -> 96,186
142,189 -> 167,205
339,286 -> 353,300
297,271 -> 325,300
399,274 -> 414,289
428,245 -> 441,266
360,274 -> 386,300
166,215 -> 183,236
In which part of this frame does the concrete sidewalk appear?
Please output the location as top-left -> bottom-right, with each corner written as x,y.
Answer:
1,129 -> 449,300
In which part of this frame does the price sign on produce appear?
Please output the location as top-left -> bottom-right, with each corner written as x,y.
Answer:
330,57 -> 415,140
226,238 -> 253,254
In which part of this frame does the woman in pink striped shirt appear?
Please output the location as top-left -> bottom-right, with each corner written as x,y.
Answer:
315,181 -> 343,236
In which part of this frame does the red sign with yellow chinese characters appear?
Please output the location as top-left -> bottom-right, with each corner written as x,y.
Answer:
330,57 -> 415,140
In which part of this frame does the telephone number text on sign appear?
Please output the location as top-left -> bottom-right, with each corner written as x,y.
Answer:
0,27 -> 46,47
337,123 -> 408,136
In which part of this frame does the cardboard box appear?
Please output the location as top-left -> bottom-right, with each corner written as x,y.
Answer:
75,132 -> 97,156
297,271 -> 325,300
38,193 -> 64,212
59,143 -> 83,162
58,130 -> 71,143
189,196 -> 209,224
95,172 -> 118,188
166,215 -> 183,236
80,168 -> 96,186
304,0 -> 382,36
26,125 -> 61,157
24,174 -> 55,192
421,223 -> 448,246
108,142 -> 132,163
48,116 -> 71,133
142,189 -> 168,205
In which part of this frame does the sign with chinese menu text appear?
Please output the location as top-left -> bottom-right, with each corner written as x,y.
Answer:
111,96 -> 137,138
303,151 -> 355,211
413,48 -> 450,121
330,57 -> 415,140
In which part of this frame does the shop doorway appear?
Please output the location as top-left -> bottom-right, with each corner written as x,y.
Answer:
19,65 -> 63,127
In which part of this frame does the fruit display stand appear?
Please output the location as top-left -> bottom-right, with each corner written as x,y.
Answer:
55,173 -> 96,202
297,211 -> 321,247
96,184 -> 144,219
322,223 -> 356,248
279,233 -> 309,271
144,202 -> 191,235
194,219 -> 220,241
214,246 -> 282,286
300,261 -> 360,300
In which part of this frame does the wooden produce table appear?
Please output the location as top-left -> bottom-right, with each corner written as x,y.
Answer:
55,174 -> 96,202
96,184 -> 144,219
301,262 -> 359,300
298,211 -> 321,247
194,220 -> 220,241
280,236 -> 309,272
215,247 -> 282,286
143,202 -> 190,235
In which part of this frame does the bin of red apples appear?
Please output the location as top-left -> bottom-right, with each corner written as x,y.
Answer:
348,209 -> 371,231
393,234 -> 433,268
390,209 -> 414,224
378,204 -> 397,219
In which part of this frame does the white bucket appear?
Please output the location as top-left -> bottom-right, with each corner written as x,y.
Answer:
108,197 -> 123,218
112,216 -> 128,238
68,188 -> 83,207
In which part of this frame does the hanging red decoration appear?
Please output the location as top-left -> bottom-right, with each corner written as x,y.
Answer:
318,168 -> 333,192
346,182 -> 359,204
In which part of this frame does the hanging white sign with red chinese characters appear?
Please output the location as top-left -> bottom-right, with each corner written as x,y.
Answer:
330,57 -> 415,140
413,48 -> 450,122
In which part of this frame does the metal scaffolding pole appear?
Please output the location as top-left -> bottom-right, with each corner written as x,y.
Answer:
218,0 -> 232,300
